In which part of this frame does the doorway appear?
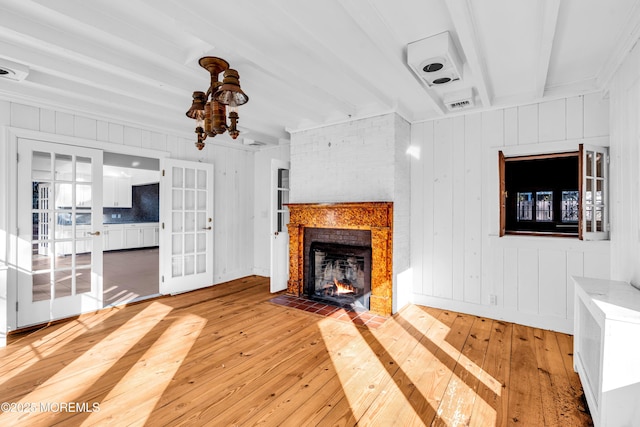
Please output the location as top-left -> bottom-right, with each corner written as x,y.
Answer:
102,152 -> 160,306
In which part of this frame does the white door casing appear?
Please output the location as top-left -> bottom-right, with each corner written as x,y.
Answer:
17,139 -> 104,327
160,158 -> 214,294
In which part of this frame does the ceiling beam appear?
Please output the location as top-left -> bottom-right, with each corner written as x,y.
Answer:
534,0 -> 561,99
139,0 -> 359,117
338,0 -> 446,117
445,0 -> 492,107
597,0 -> 640,91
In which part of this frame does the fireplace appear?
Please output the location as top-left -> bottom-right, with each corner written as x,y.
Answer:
306,232 -> 372,309
286,202 -> 393,316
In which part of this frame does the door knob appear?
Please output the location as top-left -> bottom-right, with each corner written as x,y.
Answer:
88,231 -> 101,236
202,226 -> 212,230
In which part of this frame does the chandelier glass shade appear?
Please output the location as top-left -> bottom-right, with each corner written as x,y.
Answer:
186,56 -> 249,150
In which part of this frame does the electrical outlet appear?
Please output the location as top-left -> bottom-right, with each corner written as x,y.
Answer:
489,294 -> 497,305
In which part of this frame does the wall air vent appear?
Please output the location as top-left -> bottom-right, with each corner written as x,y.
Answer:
444,88 -> 475,111
0,58 -> 29,81
407,31 -> 462,87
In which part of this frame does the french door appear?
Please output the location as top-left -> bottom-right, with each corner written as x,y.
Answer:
17,140 -> 103,327
160,159 -> 214,294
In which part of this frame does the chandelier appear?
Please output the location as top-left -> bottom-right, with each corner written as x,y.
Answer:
186,56 -> 249,150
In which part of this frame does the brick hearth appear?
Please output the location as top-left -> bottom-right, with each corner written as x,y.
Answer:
286,202 -> 393,316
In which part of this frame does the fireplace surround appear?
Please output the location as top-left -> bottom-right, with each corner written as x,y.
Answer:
286,202 -> 393,316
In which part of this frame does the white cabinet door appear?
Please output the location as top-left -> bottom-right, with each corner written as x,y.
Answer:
103,176 -> 116,207
103,176 -> 132,207
104,225 -> 124,251
124,225 -> 140,248
117,178 -> 132,208
75,226 -> 91,254
142,226 -> 156,247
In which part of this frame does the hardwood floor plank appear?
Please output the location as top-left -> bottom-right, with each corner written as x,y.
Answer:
508,323 -> 544,425
354,305 -> 442,426
433,316 -> 493,427
534,329 -> 593,427
470,320 -> 512,427
0,277 -> 592,427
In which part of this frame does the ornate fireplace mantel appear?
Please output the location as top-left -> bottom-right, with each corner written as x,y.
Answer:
286,202 -> 393,316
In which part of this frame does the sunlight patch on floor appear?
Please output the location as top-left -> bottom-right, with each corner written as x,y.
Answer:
318,304 -> 499,426
0,302 -> 173,426
0,308 -> 122,389
318,318 -> 423,422
397,309 -> 503,398
81,313 -> 206,425
392,308 -> 498,427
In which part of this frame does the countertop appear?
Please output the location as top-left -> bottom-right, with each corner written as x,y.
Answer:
103,221 -> 159,225
573,276 -> 640,323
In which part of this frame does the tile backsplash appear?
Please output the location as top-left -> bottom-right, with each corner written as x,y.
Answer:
103,183 -> 159,223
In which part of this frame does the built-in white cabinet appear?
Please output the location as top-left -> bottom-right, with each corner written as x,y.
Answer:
573,277 -> 640,426
103,224 -> 124,251
55,225 -> 92,255
141,224 -> 159,247
123,224 -> 140,249
104,223 -> 159,251
103,176 -> 132,208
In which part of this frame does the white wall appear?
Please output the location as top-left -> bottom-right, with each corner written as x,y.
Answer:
0,100 -> 256,345
411,94 -> 611,333
609,39 -> 640,287
289,113 -> 412,313
253,144 -> 290,276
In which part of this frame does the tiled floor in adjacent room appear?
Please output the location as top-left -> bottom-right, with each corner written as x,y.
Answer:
269,294 -> 388,328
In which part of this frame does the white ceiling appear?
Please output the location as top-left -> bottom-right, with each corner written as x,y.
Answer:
0,0 -> 638,147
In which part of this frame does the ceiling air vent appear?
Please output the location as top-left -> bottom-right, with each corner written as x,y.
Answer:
407,31 -> 462,86
242,138 -> 266,147
444,88 -> 475,111
0,58 -> 29,81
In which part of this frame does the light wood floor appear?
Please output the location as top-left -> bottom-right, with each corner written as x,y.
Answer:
0,276 -> 592,426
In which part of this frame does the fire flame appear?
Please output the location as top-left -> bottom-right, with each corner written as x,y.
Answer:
333,278 -> 355,294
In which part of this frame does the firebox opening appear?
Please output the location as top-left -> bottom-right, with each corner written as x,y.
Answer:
307,242 -> 371,310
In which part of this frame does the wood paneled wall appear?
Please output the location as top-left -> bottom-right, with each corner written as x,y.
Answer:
609,39 -> 640,288
0,101 -> 256,330
411,94 -> 611,333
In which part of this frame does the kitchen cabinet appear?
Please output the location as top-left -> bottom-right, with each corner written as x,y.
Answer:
104,223 -> 159,251
103,224 -> 124,251
55,225 -> 92,255
141,225 -> 159,247
124,224 -> 140,249
103,176 -> 132,208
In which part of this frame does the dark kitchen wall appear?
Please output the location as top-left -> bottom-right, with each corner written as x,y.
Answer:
103,183 -> 159,223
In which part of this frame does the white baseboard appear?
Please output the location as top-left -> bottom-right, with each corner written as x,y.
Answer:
412,294 -> 573,334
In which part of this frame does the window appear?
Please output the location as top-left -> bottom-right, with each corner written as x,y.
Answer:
499,144 -> 609,240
